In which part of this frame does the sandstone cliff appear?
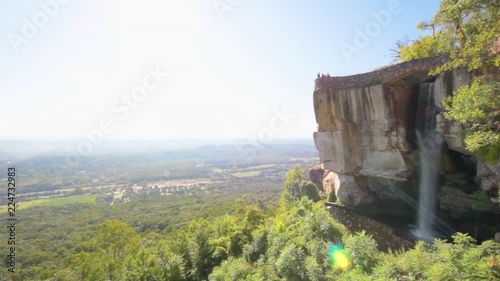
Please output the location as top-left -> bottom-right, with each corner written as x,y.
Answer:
310,56 -> 499,238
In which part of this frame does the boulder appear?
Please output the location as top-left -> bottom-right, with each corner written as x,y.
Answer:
308,164 -> 324,191
475,160 -> 500,192
327,171 -> 376,207
435,114 -> 472,155
434,69 -> 475,155
439,186 -> 500,219
439,186 -> 473,218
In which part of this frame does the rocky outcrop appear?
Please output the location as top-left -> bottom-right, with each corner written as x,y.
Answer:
315,55 -> 449,91
314,84 -> 413,181
433,69 -> 500,195
439,186 -> 500,218
308,164 -> 325,191
476,161 -> 500,192
311,56 -> 499,220
433,69 -> 473,155
313,70 -> 422,215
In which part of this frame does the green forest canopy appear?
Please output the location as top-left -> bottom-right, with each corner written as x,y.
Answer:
40,167 -> 500,280
11,166 -> 499,280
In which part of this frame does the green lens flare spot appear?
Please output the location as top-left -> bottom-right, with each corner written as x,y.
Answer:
329,245 -> 350,271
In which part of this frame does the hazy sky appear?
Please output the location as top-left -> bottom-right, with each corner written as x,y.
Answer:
0,0 -> 441,141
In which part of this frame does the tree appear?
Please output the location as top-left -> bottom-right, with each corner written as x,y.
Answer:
209,258 -> 253,281
396,0 -> 500,163
71,220 -> 140,280
395,23 -> 450,62
281,166 -> 323,204
431,0 -> 500,72
444,77 -> 500,163
300,181 -> 321,203
281,165 -> 307,203
343,231 -> 379,273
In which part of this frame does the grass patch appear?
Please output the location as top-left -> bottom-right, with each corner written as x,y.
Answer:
232,171 -> 261,178
0,194 -> 97,213
244,164 -> 276,170
213,168 -> 225,173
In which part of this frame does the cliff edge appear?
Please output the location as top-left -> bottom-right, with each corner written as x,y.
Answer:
310,57 -> 499,238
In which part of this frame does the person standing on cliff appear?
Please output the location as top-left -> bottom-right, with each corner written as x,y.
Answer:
317,72 -> 320,79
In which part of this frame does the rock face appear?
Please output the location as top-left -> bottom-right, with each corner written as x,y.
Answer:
433,69 -> 500,194
439,186 -> 500,219
476,161 -> 500,192
433,69 -> 473,155
314,84 -> 413,180
311,56 -> 500,222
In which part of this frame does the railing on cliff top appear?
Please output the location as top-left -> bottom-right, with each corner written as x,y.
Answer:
315,55 -> 449,91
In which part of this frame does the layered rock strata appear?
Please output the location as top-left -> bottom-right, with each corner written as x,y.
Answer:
311,56 -> 499,223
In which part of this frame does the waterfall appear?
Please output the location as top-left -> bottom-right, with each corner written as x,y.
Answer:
414,83 -> 443,241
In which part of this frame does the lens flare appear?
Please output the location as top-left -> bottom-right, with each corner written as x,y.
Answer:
329,245 -> 350,270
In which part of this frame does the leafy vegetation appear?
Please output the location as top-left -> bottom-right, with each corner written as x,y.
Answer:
397,0 -> 500,70
394,0 -> 500,163
36,168 -> 351,281
281,166 -> 322,203
396,31 -> 450,62
366,234 -> 500,280
4,178 -> 283,280
444,77 -> 500,163
5,165 -> 499,280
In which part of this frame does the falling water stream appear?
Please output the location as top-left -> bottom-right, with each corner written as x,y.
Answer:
413,83 -> 443,241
